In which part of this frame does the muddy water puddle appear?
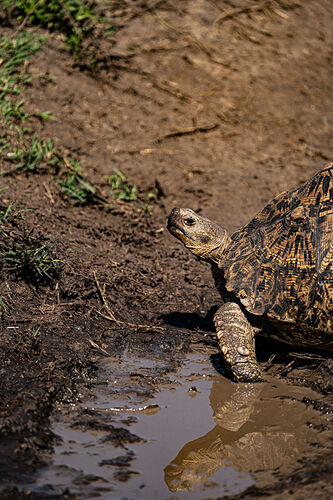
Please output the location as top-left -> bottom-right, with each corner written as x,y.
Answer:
34,349 -> 332,499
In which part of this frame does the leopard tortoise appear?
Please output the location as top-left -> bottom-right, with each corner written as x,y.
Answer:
167,165 -> 333,382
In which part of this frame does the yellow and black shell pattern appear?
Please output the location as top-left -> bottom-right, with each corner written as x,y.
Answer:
222,164 -> 333,333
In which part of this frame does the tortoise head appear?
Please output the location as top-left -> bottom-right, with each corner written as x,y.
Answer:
167,208 -> 231,264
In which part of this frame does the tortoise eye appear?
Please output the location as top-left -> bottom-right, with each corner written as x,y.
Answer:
185,217 -> 195,226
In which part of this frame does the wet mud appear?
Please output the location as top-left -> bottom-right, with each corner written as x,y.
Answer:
1,0 -> 333,498
22,350 -> 333,499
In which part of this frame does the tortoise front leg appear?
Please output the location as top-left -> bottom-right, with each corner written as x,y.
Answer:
214,302 -> 263,382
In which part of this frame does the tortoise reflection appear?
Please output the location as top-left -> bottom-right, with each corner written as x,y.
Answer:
164,379 -> 318,492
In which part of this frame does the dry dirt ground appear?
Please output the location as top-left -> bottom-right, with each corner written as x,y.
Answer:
0,0 -> 333,498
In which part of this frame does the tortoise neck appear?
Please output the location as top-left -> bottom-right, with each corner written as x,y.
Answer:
200,233 -> 231,264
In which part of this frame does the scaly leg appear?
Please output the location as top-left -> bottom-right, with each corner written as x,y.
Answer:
214,302 -> 263,382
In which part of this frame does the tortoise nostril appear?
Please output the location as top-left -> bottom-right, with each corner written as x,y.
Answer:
168,208 -> 180,227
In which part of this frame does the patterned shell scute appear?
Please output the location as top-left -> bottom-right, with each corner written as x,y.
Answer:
222,165 -> 333,330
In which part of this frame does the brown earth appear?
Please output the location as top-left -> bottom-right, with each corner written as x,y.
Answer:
0,0 -> 333,498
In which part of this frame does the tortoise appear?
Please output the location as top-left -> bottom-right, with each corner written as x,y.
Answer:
167,164 -> 333,382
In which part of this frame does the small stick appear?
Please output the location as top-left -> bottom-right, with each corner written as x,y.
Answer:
88,338 -> 110,356
156,123 -> 218,143
214,0 -> 271,27
1,164 -> 24,177
92,271 -> 165,331
57,0 -> 81,32
150,76 -> 191,101
288,352 -> 324,361
263,353 -> 276,371
11,0 -> 43,37
283,360 -> 296,375
43,181 -> 55,204
95,308 -> 165,332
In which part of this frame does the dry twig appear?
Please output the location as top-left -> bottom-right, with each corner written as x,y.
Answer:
43,182 -> 55,204
88,338 -> 110,356
288,352 -> 325,361
214,0 -> 272,27
11,0 -> 44,37
156,123 -> 218,143
93,271 -> 165,331
149,75 -> 191,101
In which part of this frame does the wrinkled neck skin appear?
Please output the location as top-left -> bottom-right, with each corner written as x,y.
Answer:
186,236 -> 230,265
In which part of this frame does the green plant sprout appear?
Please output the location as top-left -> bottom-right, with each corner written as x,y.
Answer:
34,111 -> 58,121
107,169 -> 138,201
0,296 -> 9,312
0,200 -> 28,224
31,325 -> 41,338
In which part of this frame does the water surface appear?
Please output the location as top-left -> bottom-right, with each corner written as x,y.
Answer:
35,348 -> 332,499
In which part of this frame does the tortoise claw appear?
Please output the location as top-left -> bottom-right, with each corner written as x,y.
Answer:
232,362 -> 263,383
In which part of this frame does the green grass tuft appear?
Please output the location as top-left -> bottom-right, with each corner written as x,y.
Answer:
0,32 -> 57,174
0,230 -> 63,281
59,158 -> 97,204
0,98 -> 29,123
0,31 -> 45,99
0,197 -> 63,282
5,134 -> 61,174
59,157 -> 108,206
2,1 -> 114,62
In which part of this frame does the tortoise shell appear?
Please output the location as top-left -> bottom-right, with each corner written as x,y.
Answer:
222,164 -> 333,333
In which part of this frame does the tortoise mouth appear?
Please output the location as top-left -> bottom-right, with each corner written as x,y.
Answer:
167,208 -> 195,242
167,221 -> 192,240
167,222 -> 184,236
